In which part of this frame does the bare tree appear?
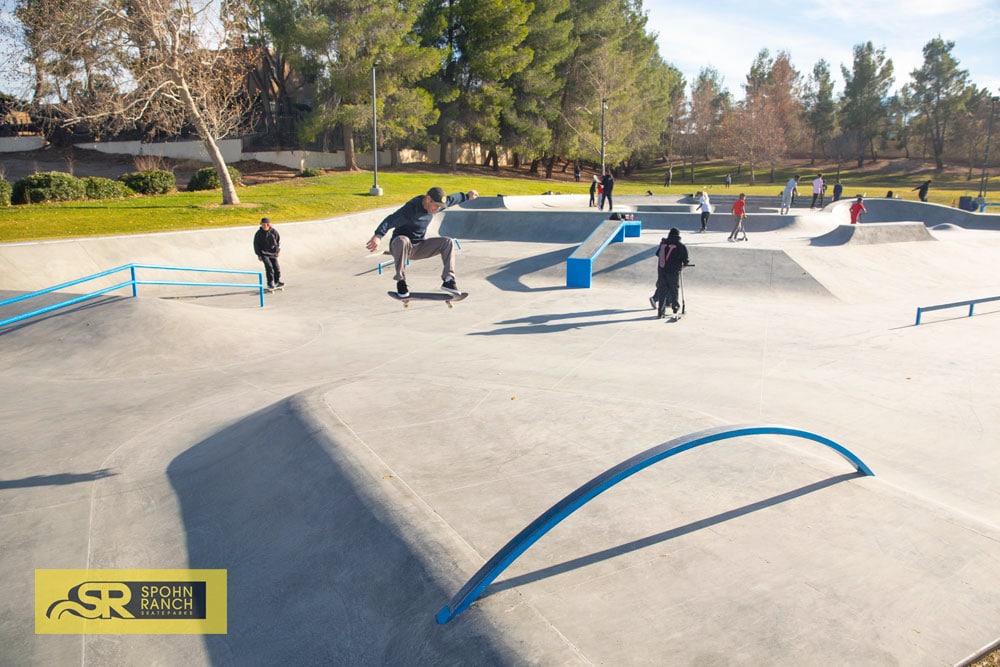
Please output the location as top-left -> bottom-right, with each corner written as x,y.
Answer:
15,0 -> 253,204
719,93 -> 785,186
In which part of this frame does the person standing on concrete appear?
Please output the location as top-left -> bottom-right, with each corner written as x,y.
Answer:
696,190 -> 711,232
366,186 -> 478,297
601,171 -> 615,211
589,175 -> 599,207
253,217 -> 283,290
729,193 -> 748,241
650,228 -> 690,319
780,175 -> 800,215
811,174 -> 825,208
832,180 -> 844,202
849,195 -> 867,225
913,179 -> 932,202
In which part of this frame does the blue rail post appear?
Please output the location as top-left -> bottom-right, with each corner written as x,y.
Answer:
435,424 -> 873,625
130,265 -> 138,297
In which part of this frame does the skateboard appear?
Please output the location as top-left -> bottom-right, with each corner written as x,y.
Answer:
264,285 -> 284,293
387,291 -> 469,308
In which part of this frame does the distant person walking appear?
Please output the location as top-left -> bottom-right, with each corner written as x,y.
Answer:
650,228 -> 690,319
832,180 -> 844,202
589,175 -> 599,207
724,173 -> 732,189
729,193 -> 748,241
849,195 -> 867,225
664,165 -> 673,187
574,164 -> 582,182
811,174 -> 825,208
601,171 -> 615,211
695,191 -> 711,232
913,179 -> 932,202
253,217 -> 283,290
780,176 -> 799,215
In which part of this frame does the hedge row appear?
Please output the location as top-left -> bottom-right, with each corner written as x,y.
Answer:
3,166 -> 243,205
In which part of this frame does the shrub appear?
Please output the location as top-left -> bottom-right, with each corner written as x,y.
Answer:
0,180 -> 11,206
300,167 -> 324,178
186,165 -> 242,191
12,171 -> 86,204
118,170 -> 175,195
83,176 -> 134,200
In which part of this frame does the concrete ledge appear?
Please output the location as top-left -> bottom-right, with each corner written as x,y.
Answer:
567,219 -> 642,288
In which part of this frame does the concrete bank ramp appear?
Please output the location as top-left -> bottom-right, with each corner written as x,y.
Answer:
582,243 -> 832,296
440,209 -> 612,243
75,388 -> 574,664
811,221 -> 935,246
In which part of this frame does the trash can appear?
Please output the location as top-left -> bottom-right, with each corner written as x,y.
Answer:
958,196 -> 977,211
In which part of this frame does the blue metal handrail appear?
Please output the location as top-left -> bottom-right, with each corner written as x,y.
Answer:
436,424 -> 874,624
0,263 -> 265,328
915,295 -> 1000,325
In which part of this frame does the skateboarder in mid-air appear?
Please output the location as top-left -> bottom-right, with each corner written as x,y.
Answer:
649,228 -> 690,319
366,186 -> 478,297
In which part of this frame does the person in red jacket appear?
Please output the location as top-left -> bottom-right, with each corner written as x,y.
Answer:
849,195 -> 867,224
729,193 -> 748,241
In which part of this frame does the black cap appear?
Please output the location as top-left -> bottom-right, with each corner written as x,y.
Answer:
260,217 -> 271,225
668,228 -> 680,239
427,187 -> 446,205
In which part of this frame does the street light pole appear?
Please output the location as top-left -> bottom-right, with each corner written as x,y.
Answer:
600,98 -> 608,176
369,62 -> 382,196
977,95 -> 997,204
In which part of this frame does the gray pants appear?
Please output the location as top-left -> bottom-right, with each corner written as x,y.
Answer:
390,236 -> 455,282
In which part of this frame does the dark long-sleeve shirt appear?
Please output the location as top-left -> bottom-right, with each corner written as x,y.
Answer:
253,227 -> 280,256
372,192 -> 470,242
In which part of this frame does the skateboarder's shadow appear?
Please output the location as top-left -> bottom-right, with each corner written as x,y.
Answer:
471,308 -> 651,336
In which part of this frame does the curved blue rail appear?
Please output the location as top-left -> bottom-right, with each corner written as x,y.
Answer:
436,424 -> 873,624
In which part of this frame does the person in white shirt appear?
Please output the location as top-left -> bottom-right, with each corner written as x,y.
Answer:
811,174 -> 825,208
780,176 -> 799,215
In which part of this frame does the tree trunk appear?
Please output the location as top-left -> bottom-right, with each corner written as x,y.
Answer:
176,74 -> 239,205
343,124 -> 357,171
545,155 -> 555,179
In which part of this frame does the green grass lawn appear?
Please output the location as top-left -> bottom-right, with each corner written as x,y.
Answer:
1,161 -> 995,243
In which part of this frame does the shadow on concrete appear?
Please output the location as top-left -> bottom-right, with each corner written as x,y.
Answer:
167,397 -> 512,664
0,293 -> 125,334
472,309 -> 653,336
485,247 -> 572,292
0,469 -> 117,489
485,472 -> 862,597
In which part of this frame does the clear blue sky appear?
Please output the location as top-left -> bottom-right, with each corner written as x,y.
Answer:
644,0 -> 1000,99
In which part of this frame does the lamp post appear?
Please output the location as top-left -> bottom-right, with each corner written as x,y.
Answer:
600,98 -> 608,176
369,62 -> 382,196
977,95 -> 998,204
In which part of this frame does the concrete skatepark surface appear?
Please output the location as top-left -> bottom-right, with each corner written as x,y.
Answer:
2,195 -> 1000,665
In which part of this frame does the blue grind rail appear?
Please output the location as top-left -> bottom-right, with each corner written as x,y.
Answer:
566,219 -> 641,287
436,424 -> 874,625
915,295 -> 1000,325
0,263 -> 266,328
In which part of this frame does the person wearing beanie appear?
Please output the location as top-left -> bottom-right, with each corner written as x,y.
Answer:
253,217 -> 283,290
650,227 -> 690,318
366,186 -> 479,297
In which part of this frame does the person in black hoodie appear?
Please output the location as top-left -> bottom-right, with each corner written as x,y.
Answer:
253,217 -> 283,290
649,228 -> 690,319
366,186 -> 478,297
